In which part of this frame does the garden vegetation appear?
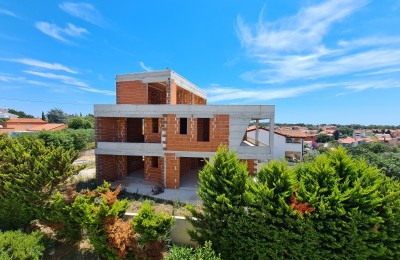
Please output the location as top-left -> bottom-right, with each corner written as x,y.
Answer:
188,146 -> 400,259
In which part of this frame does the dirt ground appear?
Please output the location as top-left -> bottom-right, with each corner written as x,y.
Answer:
72,150 -> 96,181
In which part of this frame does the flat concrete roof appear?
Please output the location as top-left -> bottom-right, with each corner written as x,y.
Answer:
116,69 -> 207,99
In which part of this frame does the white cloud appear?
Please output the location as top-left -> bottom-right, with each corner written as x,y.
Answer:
236,0 -> 400,90
243,49 -> 400,83
35,22 -> 88,43
4,58 -> 77,74
237,0 -> 367,53
24,70 -> 87,87
79,87 -> 115,96
0,8 -> 17,18
0,75 -> 47,86
206,83 -> 331,103
343,79 -> 400,91
24,70 -> 115,95
140,62 -> 152,71
59,2 -> 103,26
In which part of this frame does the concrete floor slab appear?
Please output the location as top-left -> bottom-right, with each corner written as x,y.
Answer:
112,176 -> 201,205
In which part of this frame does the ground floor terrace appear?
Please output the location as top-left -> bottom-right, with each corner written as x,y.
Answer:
96,154 -> 257,191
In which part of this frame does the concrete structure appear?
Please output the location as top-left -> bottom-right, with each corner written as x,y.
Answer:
246,126 -> 305,162
94,69 -> 275,189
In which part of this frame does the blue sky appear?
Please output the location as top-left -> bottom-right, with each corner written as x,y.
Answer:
1,0 -> 400,125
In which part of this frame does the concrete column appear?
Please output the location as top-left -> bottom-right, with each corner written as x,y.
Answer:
255,119 -> 259,146
269,119 -> 275,155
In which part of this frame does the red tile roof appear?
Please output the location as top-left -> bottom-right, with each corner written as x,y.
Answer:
6,118 -> 46,124
30,124 -> 67,131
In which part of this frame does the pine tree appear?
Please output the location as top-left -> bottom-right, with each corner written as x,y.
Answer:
0,135 -> 83,230
187,146 -> 249,247
41,111 -> 46,121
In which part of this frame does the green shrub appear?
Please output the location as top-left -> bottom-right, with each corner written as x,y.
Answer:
188,146 -> 400,259
0,230 -> 46,260
166,241 -> 220,260
35,129 -> 94,151
0,135 -> 83,230
68,116 -> 94,129
132,200 -> 174,259
133,200 -> 174,244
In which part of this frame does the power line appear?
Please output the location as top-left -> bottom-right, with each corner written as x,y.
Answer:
0,97 -> 94,106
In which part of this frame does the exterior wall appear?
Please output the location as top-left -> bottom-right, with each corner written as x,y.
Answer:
5,121 -> 46,131
247,129 -> 286,159
165,153 -> 180,189
148,87 -> 166,104
244,159 -> 256,175
96,154 -> 127,182
96,117 -> 127,142
165,114 -> 229,152
144,118 -> 161,143
117,80 -> 147,104
144,156 -> 163,184
168,79 -> 177,104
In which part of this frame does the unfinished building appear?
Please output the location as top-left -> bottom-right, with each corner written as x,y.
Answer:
94,69 -> 275,189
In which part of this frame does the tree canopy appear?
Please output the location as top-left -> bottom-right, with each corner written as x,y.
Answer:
188,146 -> 400,259
46,108 -> 67,123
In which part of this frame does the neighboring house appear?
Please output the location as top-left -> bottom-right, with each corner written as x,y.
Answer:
377,137 -> 397,145
246,126 -> 305,163
94,69 -> 275,189
353,130 -> 366,138
0,118 -> 66,136
375,133 -> 392,139
0,108 -> 18,119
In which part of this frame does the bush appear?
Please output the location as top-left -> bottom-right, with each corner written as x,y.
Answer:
47,182 -> 131,259
133,200 -> 174,259
32,128 -> 94,151
0,230 -> 46,260
68,116 -> 94,129
0,135 -> 83,230
47,183 -> 175,259
166,241 -> 220,260
188,146 -> 400,259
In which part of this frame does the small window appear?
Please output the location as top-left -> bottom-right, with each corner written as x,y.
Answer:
151,156 -> 158,168
180,118 -> 188,135
152,118 -> 158,133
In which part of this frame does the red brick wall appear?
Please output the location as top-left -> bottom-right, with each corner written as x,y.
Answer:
193,95 -> 206,105
245,159 -> 257,175
116,80 -> 147,104
144,156 -> 163,185
165,153 -> 180,189
96,117 -> 127,142
165,114 -> 229,152
148,87 -> 166,104
144,118 -> 161,143
96,155 -> 127,182
168,79 -> 177,104
176,86 -> 191,104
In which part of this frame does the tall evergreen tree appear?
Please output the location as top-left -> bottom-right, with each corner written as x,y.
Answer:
0,135 -> 83,230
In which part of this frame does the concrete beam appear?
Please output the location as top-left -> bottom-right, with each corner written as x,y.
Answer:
96,142 -> 164,156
